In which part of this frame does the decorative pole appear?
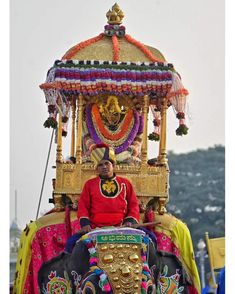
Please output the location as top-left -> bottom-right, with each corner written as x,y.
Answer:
158,97 -> 168,164
70,96 -> 76,158
76,94 -> 83,164
197,238 -> 207,289
141,95 -> 149,165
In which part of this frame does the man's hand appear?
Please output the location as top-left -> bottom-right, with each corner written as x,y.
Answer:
81,225 -> 92,233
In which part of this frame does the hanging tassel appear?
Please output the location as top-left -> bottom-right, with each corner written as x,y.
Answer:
148,105 -> 161,141
145,207 -> 155,223
65,205 -> 72,239
175,112 -> 189,136
167,72 -> 189,135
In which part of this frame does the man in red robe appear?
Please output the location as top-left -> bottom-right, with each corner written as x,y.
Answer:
77,146 -> 140,232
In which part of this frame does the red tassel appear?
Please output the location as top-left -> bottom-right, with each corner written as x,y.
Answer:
145,207 -> 155,223
144,207 -> 155,231
65,206 -> 72,239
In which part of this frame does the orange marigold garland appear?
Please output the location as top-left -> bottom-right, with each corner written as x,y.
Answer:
125,34 -> 161,62
92,104 -> 133,141
62,33 -> 104,60
112,35 -> 120,62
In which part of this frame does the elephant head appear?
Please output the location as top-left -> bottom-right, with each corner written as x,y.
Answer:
38,227 -> 189,293
38,227 -> 155,293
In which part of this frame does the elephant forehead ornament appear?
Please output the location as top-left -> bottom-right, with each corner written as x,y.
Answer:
84,228 -> 153,294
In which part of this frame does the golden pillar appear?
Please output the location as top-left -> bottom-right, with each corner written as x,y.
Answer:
56,111 -> 63,162
70,96 -> 76,158
75,94 -> 83,164
158,97 -> 168,165
141,95 -> 149,165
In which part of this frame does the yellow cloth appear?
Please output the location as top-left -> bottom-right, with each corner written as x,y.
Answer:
154,213 -> 201,294
205,234 -> 225,270
13,221 -> 38,294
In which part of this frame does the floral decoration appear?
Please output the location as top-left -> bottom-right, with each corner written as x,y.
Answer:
176,112 -> 185,119
62,34 -> 104,60
43,117 -> 58,129
175,124 -> 189,136
81,235 -> 112,293
86,104 -> 141,154
104,24 -> 126,37
124,34 -> 161,62
148,132 -> 160,141
112,34 -> 120,61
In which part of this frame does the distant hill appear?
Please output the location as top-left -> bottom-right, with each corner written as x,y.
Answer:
167,145 -> 225,247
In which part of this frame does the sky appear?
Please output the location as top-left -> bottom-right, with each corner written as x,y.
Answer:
9,0 -> 225,229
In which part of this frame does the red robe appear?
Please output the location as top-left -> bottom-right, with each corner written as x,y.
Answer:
77,175 -> 140,227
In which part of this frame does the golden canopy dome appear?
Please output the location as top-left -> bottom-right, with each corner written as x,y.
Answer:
62,3 -> 166,63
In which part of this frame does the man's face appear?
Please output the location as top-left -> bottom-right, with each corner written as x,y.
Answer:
96,160 -> 114,178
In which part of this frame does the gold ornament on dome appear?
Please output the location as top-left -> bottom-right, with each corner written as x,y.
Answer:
106,3 -> 124,25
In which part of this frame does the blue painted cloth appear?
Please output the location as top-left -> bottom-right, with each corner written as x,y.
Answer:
217,267 -> 225,294
65,232 -> 84,253
202,285 -> 212,294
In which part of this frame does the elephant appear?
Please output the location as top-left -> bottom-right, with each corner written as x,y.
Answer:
38,227 -> 191,294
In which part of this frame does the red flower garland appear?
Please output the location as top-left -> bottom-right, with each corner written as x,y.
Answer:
92,104 -> 133,141
124,34 -> 162,62
112,35 -> 120,61
62,33 -> 104,60
166,88 -> 189,99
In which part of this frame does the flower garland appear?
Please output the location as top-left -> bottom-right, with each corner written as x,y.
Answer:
167,72 -> 189,136
41,60 -> 189,134
175,124 -> 189,136
141,235 -> 153,294
86,104 -> 141,154
91,104 -> 133,141
81,235 -> 112,293
41,63 -> 175,99
125,34 -> 161,63
62,33 -> 104,60
112,35 -> 120,62
148,105 -> 161,141
43,88 -> 59,129
53,59 -> 173,70
43,117 -> 58,129
80,233 -> 152,294
148,132 -> 160,141
104,24 -> 126,37
137,115 -> 144,135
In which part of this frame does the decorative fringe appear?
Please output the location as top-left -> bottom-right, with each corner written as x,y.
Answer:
167,72 -> 189,113
167,72 -> 189,135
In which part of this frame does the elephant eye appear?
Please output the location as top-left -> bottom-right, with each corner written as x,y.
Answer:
129,253 -> 139,263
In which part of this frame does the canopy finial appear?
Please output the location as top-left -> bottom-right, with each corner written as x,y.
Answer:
106,3 -> 124,25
